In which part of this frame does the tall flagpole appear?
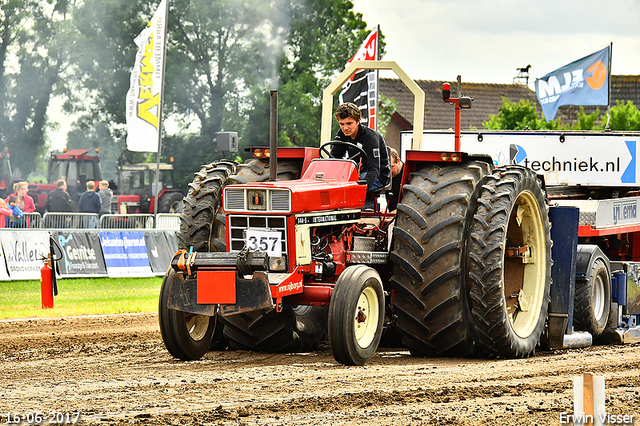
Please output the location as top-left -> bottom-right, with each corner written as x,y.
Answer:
153,0 -> 169,220
605,42 -> 613,130
374,24 -> 380,132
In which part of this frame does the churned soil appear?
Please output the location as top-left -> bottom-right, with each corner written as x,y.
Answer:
1,313 -> 639,425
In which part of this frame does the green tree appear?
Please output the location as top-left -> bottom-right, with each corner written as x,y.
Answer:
0,0 -> 69,177
568,101 -> 640,131
570,106 -> 600,130
64,0 -> 372,189
243,1 -> 375,150
605,100 -> 640,131
483,97 -> 560,130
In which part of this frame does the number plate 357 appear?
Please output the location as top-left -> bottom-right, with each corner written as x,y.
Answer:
245,229 -> 282,257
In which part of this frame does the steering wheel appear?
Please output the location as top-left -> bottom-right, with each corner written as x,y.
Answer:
319,140 -> 368,164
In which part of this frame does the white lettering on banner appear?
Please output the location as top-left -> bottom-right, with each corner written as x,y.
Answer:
103,253 -> 129,260
100,237 -> 146,248
65,245 -> 97,261
538,70 -> 585,104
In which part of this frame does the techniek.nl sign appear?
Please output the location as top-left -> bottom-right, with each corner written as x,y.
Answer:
405,132 -> 639,188
99,231 -> 153,277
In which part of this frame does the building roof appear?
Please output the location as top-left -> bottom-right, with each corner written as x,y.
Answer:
379,78 -> 538,130
380,75 -> 640,130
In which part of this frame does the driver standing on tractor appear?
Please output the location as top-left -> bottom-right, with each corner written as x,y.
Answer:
331,103 -> 390,209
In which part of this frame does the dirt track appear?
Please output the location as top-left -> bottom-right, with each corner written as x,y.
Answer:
1,313 -> 639,426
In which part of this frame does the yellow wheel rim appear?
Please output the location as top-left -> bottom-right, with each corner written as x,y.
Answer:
354,286 -> 380,348
505,190 -> 546,338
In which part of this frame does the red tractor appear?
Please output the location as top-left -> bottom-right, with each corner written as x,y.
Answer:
160,61 -> 636,365
0,147 -> 14,199
28,149 -> 102,212
113,162 -> 184,214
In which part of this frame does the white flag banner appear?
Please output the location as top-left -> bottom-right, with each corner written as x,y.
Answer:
125,0 -> 167,152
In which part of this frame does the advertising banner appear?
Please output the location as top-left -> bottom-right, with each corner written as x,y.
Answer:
144,231 -> 176,274
125,0 -> 167,152
99,231 -> 153,277
403,131 -> 640,187
0,231 -> 50,280
53,231 -> 107,277
536,46 -> 610,121
0,242 -> 10,281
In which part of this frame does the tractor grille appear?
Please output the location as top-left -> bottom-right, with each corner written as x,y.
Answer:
224,188 -> 291,212
228,215 -> 288,254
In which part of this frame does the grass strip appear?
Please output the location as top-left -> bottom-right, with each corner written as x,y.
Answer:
0,277 -> 162,319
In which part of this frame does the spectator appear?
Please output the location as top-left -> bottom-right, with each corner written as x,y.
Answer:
45,179 -> 76,212
5,181 -> 36,213
97,180 -> 113,217
45,179 -> 77,228
78,181 -> 101,228
7,196 -> 24,228
0,199 -> 12,228
386,147 -> 405,212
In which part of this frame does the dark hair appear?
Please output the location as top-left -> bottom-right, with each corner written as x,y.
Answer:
389,147 -> 399,162
335,103 -> 362,122
8,196 -> 18,204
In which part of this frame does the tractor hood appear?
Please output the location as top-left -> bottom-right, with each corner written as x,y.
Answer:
223,159 -> 367,214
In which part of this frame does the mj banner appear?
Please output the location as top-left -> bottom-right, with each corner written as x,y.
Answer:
339,27 -> 379,129
125,0 -> 167,152
536,45 -> 610,121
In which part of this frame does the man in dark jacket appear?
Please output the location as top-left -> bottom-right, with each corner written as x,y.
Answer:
331,102 -> 391,208
45,179 -> 76,213
78,181 -> 101,228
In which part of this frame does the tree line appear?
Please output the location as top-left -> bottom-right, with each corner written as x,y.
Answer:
0,0 -> 378,188
484,98 -> 640,131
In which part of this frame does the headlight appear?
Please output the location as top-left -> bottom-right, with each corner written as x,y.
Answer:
269,256 -> 287,271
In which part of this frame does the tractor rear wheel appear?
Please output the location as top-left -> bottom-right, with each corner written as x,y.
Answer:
390,161 -> 491,357
178,161 -> 237,252
165,161 -> 237,356
328,265 -> 385,366
466,167 -> 552,358
159,269 -> 218,360
158,191 -> 184,213
574,258 -> 611,339
222,305 -> 328,353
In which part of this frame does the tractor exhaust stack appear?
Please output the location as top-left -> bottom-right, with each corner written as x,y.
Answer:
269,90 -> 278,181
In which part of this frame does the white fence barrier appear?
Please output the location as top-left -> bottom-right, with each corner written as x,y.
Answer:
156,214 -> 180,230
1,212 -> 42,229
99,214 -> 154,229
1,213 -> 181,230
43,212 -> 99,229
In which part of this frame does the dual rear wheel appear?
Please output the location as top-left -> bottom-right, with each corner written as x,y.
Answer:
391,164 -> 552,358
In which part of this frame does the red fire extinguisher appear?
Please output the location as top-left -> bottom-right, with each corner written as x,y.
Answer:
41,237 -> 60,309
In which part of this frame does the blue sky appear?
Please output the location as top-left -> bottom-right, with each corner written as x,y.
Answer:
351,0 -> 640,88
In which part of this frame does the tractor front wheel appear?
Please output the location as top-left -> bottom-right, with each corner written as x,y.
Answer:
574,258 -> 611,339
328,265 -> 385,366
159,270 -> 220,360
